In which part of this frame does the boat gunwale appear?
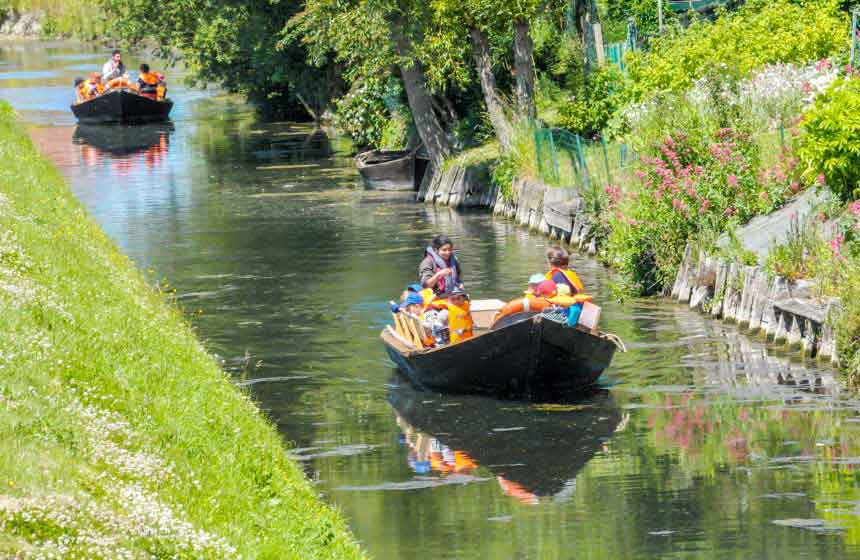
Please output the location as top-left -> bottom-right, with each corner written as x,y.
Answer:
381,314 -> 616,358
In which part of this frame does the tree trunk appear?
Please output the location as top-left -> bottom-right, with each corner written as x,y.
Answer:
513,18 -> 536,122
390,17 -> 453,169
469,27 -> 512,150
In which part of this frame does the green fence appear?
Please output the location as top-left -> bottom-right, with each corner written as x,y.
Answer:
534,127 -> 633,192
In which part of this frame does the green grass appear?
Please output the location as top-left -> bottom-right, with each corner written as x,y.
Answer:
0,101 -> 364,558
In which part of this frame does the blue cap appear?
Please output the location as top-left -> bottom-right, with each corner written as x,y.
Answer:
529,273 -> 545,284
407,283 -> 423,292
403,293 -> 424,307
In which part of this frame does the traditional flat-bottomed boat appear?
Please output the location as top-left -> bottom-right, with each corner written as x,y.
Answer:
382,299 -> 624,397
71,89 -> 173,124
356,149 -> 429,191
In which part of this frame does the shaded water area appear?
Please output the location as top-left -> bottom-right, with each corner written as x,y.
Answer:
4,41 -> 860,558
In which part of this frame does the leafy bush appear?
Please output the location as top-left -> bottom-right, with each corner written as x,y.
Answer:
334,76 -> 403,148
624,0 -> 846,101
799,75 -> 860,201
558,66 -> 625,138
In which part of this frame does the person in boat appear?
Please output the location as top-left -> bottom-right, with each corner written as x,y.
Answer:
81,73 -> 105,100
391,283 -> 434,313
102,49 -> 126,82
155,72 -> 167,100
137,64 -> 161,100
419,235 -> 463,295
400,292 -> 425,316
423,286 -> 473,345
73,77 -> 85,103
525,273 -> 545,297
545,246 -> 585,295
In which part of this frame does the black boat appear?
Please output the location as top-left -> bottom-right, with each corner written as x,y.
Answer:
355,149 -> 429,191
71,89 -> 173,124
388,377 -> 622,503
382,307 -> 623,397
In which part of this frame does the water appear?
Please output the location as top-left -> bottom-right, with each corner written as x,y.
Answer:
3,41 -> 860,558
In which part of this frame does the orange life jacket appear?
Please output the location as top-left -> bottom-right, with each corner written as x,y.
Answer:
82,80 -> 104,99
546,267 -> 585,294
546,294 -> 593,307
139,72 -> 159,86
427,298 -> 474,344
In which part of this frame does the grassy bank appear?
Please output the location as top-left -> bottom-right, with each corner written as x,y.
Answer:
0,102 -> 363,558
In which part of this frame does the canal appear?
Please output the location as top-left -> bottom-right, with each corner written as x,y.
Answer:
3,41 -> 860,558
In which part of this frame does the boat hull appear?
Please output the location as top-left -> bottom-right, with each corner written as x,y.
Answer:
71,89 -> 173,124
382,314 -> 617,397
356,149 -> 428,191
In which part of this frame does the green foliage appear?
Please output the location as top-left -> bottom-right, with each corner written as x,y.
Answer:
334,76 -> 403,148
799,75 -> 860,201
379,108 -> 414,150
624,0 -> 846,101
558,66 -> 624,138
0,102 -> 364,558
491,151 -> 517,201
765,216 -> 819,280
107,0 -> 334,117
604,0 -> 676,41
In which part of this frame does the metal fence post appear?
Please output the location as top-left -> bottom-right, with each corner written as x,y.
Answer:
575,134 -> 590,188
548,131 -> 560,184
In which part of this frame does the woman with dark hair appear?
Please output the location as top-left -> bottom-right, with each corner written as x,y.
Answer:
419,235 -> 463,295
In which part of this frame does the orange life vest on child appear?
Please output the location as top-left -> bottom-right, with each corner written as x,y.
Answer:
427,298 -> 474,344
81,79 -> 104,99
546,267 -> 585,294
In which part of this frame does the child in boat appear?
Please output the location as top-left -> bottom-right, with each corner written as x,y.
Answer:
401,292 -> 425,316
525,273 -> 545,296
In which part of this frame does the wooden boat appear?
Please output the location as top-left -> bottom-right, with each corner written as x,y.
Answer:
388,378 -> 621,500
71,89 -> 173,124
355,149 -> 429,191
381,302 -> 623,397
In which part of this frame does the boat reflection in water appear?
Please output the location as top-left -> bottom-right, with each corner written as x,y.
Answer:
73,122 -> 173,168
388,374 -> 624,504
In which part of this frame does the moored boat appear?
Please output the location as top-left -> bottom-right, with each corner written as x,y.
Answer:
381,305 -> 624,397
355,149 -> 429,191
71,89 -> 173,124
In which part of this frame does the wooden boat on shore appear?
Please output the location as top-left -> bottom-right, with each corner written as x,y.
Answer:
381,302 -> 624,397
71,89 -> 173,124
355,149 -> 429,191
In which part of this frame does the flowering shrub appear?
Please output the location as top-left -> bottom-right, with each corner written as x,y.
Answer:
799,75 -> 860,201
605,127 -> 800,294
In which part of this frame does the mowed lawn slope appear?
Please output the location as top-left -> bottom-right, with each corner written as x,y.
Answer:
0,102 -> 365,559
